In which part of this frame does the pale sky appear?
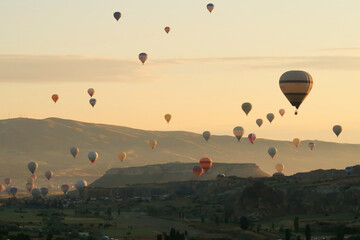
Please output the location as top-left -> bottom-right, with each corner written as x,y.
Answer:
1,0 -> 360,143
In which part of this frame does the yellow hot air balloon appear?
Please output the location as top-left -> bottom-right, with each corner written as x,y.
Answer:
149,140 -> 157,149
293,138 -> 301,147
275,163 -> 284,173
118,152 -> 127,162
279,70 -> 313,115
164,114 -> 172,123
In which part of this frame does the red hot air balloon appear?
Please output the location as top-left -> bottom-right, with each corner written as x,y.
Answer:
248,133 -> 256,144
61,184 -> 69,194
199,157 -> 213,173
88,88 -> 95,97
193,166 -> 204,178
52,94 -> 59,103
164,26 -> 170,34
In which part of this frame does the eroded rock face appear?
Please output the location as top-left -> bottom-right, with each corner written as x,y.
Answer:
91,162 -> 268,187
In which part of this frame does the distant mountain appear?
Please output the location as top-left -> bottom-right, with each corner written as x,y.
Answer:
0,117 -> 359,189
292,165 -> 360,179
90,162 -> 268,187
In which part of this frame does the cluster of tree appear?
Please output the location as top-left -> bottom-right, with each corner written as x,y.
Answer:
157,228 -> 188,240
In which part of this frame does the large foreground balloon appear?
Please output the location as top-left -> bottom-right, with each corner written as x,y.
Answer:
0,184 -> 5,192
345,166 -> 353,176
233,126 -> 244,141
333,125 -> 342,137
87,88 -> 95,97
75,180 -> 87,191
279,70 -> 313,115
202,131 -> 211,141
268,147 -> 277,158
41,187 -> 49,197
164,114 -> 172,123
26,183 -> 34,192
61,184 -> 69,194
70,147 -> 79,158
199,157 -> 213,173
293,138 -> 301,147
149,140 -> 157,149
275,163 -> 284,173
242,102 -> 252,116
256,119 -> 263,127
45,170 -> 53,180
52,94 -> 59,103
267,113 -> 275,123
139,53 -> 148,65
28,162 -> 38,174
30,174 -> 37,182
89,98 -> 97,107
27,177 -> 34,184
308,142 -> 315,150
207,3 -> 214,13
279,109 -> 285,117
114,12 -> 121,21
4,178 -> 11,186
32,188 -> 41,198
118,152 -> 127,162
193,166 -> 204,178
164,26 -> 170,34
88,152 -> 98,163
248,133 -> 256,144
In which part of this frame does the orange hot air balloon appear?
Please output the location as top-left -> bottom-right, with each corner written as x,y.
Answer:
164,26 -> 170,34
88,88 -> 95,97
149,140 -> 157,149
52,94 -> 59,103
26,183 -> 34,192
118,152 -> 127,162
193,166 -> 204,178
199,157 -> 213,173
164,114 -> 172,123
279,109 -> 285,117
30,174 -> 37,182
0,184 -> 5,192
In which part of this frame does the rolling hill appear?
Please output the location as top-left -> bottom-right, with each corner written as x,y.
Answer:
0,117 -> 359,188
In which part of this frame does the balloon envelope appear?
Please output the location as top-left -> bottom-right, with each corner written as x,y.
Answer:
268,147 -> 277,158
114,12 -> 121,21
279,70 -> 313,114
6,186 -> 12,194
87,88 -> 95,97
279,109 -> 285,117
75,180 -> 87,191
4,178 -> 11,186
118,152 -> 127,162
164,26 -> 170,33
40,187 -> 49,197
61,184 -> 69,194
26,183 -> 34,192
139,53 -> 148,64
193,166 -> 204,178
333,125 -> 342,137
149,140 -> 157,149
242,102 -> 252,116
275,163 -> 284,173
45,170 -> 53,180
199,157 -> 213,173
345,166 -> 353,176
248,133 -> 256,144
28,162 -> 38,174
164,114 -> 172,123
88,152 -> 98,163
267,113 -> 275,123
70,147 -> 79,158
89,98 -> 97,107
32,188 -> 41,198
202,131 -> 211,141
308,142 -> 315,150
256,119 -> 263,127
0,184 -> 5,192
10,187 -> 17,197
233,126 -> 244,141
207,3 -> 214,12
52,94 -> 59,103
293,138 -> 301,147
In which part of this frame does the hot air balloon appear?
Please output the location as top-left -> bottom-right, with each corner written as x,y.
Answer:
10,187 -> 17,197
256,119 -> 263,127
0,184 -> 5,192
40,187 -> 49,198
45,170 -> 53,180
242,102 -> 252,116
4,178 -> 11,186
275,163 -> 284,173
27,177 -> 34,184
61,184 -> 69,194
32,188 -> 41,198
202,131 -> 211,141
114,12 -> 121,21
267,113 -> 275,123
26,183 -> 34,192
279,70 -> 313,115
193,166 -> 204,178
333,125 -> 342,137
345,166 -> 353,176
88,152 -> 98,163
279,109 -> 285,117
248,133 -> 256,144
52,94 -> 59,103
139,53 -> 148,65
268,147 -> 277,159
118,152 -> 127,162
207,3 -> 214,13
28,162 -> 38,174
308,142 -> 315,150
293,138 -> 301,147
164,114 -> 172,123
217,173 -> 226,179
70,147 -> 79,158
6,186 -> 11,195
149,140 -> 157,149
233,126 -> 244,141
88,88 -> 95,97
89,98 -> 96,107
199,157 -> 213,173
75,180 -> 87,191
164,26 -> 170,34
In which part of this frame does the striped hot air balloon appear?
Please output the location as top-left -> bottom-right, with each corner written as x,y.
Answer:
199,157 -> 213,173
193,166 -> 203,178
279,70 -> 313,115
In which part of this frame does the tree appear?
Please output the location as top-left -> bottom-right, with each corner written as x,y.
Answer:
336,226 -> 345,240
294,216 -> 299,232
285,229 -> 291,240
157,234 -> 162,240
240,216 -> 249,230
46,232 -> 53,240
305,224 -> 311,240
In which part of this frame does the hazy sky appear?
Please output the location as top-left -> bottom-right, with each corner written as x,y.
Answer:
1,0 -> 360,143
